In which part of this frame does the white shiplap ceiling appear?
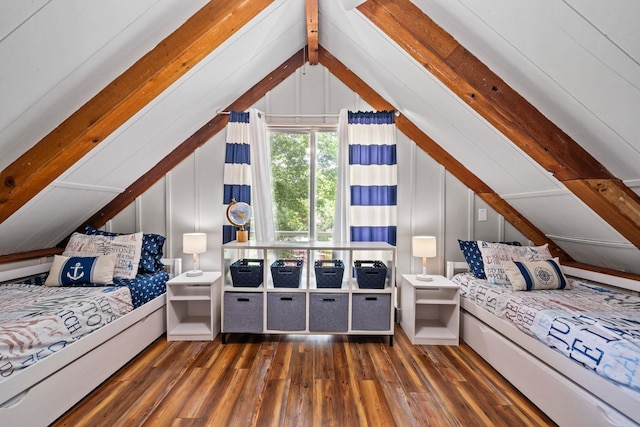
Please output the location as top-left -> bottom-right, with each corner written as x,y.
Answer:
0,0 -> 638,273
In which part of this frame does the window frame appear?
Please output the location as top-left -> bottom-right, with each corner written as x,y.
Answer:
266,125 -> 338,242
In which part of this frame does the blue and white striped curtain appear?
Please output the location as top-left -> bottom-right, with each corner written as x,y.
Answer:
223,111 -> 251,244
347,111 -> 397,245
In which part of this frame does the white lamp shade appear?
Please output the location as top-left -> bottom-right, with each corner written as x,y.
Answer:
412,236 -> 437,258
183,233 -> 207,254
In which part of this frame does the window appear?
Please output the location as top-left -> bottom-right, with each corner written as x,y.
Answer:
268,128 -> 338,242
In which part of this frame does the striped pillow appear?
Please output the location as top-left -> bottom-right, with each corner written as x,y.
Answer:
502,258 -> 568,291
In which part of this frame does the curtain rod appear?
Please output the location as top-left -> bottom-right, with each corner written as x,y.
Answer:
266,124 -> 338,129
217,111 -> 339,118
217,110 -> 400,118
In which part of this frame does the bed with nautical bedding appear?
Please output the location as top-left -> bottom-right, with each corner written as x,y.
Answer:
0,271 -> 168,382
448,240 -> 640,427
0,227 -> 180,427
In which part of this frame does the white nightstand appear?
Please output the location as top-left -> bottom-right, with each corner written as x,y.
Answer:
400,274 -> 460,345
166,271 -> 221,341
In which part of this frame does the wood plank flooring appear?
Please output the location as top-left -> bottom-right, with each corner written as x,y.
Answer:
53,328 -> 556,426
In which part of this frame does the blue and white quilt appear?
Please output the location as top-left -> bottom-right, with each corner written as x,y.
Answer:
453,272 -> 640,392
0,284 -> 133,382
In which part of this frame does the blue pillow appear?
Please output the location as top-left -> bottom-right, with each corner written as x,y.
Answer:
85,226 -> 165,273
458,240 -> 486,279
458,240 -> 522,280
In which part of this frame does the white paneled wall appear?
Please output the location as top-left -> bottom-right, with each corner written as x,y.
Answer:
111,64 -> 524,280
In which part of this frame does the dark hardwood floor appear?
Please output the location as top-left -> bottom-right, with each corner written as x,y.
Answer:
53,327 -> 556,426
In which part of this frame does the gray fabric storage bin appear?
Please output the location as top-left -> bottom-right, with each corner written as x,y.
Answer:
309,293 -> 348,332
352,293 -> 391,331
267,292 -> 306,331
223,292 -> 263,332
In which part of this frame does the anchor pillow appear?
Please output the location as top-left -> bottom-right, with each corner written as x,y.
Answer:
45,254 -> 116,287
63,231 -> 143,279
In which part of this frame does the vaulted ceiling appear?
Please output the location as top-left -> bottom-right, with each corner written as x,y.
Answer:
1,0 -> 639,274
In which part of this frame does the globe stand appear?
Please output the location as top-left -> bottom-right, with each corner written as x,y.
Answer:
227,199 -> 252,244
236,229 -> 248,243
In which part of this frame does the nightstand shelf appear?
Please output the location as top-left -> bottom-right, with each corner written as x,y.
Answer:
166,271 -> 221,341
170,317 -> 212,336
401,274 -> 460,345
415,321 -> 458,339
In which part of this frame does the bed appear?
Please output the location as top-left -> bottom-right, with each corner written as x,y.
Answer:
447,248 -> 640,427
0,229 -> 181,427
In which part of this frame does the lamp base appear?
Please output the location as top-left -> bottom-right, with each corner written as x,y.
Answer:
416,274 -> 433,282
186,269 -> 203,277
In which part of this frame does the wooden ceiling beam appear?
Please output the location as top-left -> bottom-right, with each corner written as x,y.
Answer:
0,0 -> 273,225
358,0 -> 640,249
306,0 -> 319,64
318,46 -> 570,261
0,247 -> 63,265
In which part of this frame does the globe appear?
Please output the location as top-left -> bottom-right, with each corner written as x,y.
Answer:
226,200 -> 252,230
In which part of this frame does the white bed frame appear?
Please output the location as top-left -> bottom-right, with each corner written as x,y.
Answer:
0,259 -> 181,427
446,261 -> 640,427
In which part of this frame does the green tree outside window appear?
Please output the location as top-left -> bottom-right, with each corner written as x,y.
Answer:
269,129 -> 338,246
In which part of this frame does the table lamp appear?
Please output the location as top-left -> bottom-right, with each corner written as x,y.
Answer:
412,236 -> 437,281
183,232 -> 207,277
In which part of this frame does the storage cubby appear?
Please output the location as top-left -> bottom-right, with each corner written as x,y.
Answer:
352,294 -> 391,331
223,292 -> 264,333
309,293 -> 349,332
221,241 -> 396,344
267,292 -> 306,331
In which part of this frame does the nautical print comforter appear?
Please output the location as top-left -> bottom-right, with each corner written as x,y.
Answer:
452,272 -> 640,392
81,271 -> 169,308
0,284 -> 133,382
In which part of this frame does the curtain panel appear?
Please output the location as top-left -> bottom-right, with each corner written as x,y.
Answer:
222,109 -> 275,244
223,111 -> 251,244
346,110 -> 397,246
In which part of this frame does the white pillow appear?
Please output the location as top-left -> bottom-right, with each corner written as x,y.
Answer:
63,232 -> 143,279
478,241 -> 552,285
45,254 -> 116,286
502,258 -> 569,291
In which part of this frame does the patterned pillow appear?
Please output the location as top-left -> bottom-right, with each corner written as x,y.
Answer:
478,241 -> 552,285
143,233 -> 166,272
45,254 -> 116,286
85,226 -> 165,273
63,232 -> 143,279
458,240 -> 523,279
458,240 -> 487,279
502,258 -> 568,291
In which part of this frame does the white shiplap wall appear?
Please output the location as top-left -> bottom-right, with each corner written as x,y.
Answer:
111,65 -> 525,280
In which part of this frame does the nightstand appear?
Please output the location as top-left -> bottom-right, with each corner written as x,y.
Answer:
166,271 -> 221,341
400,274 -> 460,345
